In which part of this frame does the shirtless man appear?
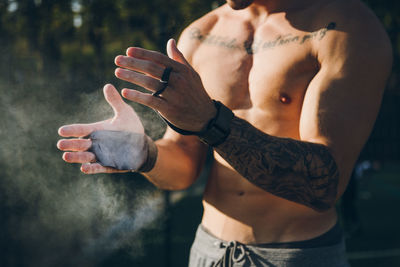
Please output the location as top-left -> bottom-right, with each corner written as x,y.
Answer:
57,0 -> 392,265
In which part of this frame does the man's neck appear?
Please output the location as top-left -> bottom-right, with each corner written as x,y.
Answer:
245,0 -> 322,18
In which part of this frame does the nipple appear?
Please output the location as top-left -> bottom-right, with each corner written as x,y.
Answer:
279,93 -> 292,104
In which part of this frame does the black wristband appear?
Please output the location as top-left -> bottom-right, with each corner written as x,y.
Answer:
198,101 -> 234,146
161,100 -> 234,146
137,135 -> 158,173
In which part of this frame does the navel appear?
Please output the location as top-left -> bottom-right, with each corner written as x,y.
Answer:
279,93 -> 292,104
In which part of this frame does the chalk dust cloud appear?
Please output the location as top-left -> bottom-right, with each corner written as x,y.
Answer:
0,75 -> 167,266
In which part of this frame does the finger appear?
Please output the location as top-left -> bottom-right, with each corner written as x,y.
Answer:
62,151 -> 96,163
115,56 -> 164,80
57,139 -> 92,151
81,163 -> 128,174
103,84 -> 127,116
167,39 -> 191,67
126,46 -> 185,72
115,68 -> 161,92
58,121 -> 105,137
121,89 -> 166,111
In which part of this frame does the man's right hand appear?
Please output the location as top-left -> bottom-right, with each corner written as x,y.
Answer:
57,84 -> 145,174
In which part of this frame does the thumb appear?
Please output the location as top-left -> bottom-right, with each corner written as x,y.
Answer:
103,84 -> 126,116
166,39 -> 190,67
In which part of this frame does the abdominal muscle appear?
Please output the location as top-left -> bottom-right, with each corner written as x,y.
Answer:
197,43 -> 338,243
200,140 -> 338,245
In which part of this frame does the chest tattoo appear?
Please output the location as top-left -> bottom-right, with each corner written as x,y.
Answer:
189,22 -> 336,55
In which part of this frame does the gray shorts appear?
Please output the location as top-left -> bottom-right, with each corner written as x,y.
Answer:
189,224 -> 350,267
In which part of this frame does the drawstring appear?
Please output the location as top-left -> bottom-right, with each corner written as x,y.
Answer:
214,241 -> 255,267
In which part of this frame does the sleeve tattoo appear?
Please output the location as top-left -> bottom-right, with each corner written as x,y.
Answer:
215,117 -> 339,212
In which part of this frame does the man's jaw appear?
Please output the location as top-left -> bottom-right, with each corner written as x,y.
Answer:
226,0 -> 255,10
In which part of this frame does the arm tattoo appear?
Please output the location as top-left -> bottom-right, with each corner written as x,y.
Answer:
215,117 -> 339,212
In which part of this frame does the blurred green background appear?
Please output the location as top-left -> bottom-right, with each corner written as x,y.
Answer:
0,0 -> 399,266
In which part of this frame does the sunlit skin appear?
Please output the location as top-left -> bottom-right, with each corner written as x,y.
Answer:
58,85 -> 143,174
58,0 -> 392,244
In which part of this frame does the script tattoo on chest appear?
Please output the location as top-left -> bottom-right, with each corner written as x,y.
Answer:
190,22 -> 336,55
215,117 -> 339,212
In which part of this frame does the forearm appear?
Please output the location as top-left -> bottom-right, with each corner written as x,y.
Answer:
215,116 -> 339,212
143,138 -> 207,190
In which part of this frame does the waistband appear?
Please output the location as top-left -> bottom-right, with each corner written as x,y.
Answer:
199,222 -> 343,249
192,223 -> 347,261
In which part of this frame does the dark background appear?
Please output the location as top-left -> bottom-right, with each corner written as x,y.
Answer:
0,0 -> 399,266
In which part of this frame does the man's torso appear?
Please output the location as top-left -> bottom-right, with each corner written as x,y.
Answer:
178,0 -> 380,244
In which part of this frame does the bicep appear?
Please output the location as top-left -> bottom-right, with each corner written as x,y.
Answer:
300,50 -> 390,195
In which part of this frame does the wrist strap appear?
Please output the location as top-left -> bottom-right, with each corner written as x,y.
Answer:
160,100 -> 234,146
137,135 -> 158,173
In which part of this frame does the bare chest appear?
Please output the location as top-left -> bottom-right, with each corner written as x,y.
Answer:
189,23 -> 323,135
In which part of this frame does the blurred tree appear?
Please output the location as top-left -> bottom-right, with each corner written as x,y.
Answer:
363,0 -> 400,91
0,0 -> 398,82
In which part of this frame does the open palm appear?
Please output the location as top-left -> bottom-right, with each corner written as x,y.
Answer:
57,84 -> 144,174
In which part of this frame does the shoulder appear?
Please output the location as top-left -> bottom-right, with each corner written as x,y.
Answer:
177,5 -> 230,64
312,0 -> 392,70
